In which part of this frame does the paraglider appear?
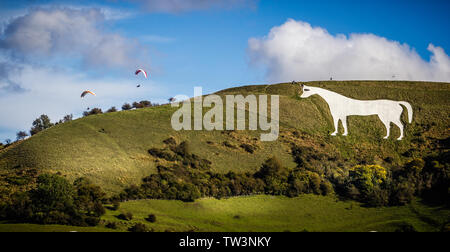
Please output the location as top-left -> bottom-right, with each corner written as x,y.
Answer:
135,69 -> 148,79
81,90 -> 96,98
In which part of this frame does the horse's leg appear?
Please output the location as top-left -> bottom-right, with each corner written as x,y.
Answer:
382,121 -> 391,139
342,117 -> 349,136
331,116 -> 339,136
379,115 -> 391,139
393,119 -> 404,140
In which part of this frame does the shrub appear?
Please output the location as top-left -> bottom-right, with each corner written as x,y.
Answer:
146,214 -> 157,223
111,200 -> 120,211
117,212 -> 133,221
122,103 -> 132,110
163,137 -> 177,146
129,223 -> 149,232
391,181 -> 415,205
16,131 -> 28,141
62,114 -> 73,123
139,100 -> 152,108
174,141 -> 191,157
107,107 -> 117,113
256,157 -> 286,178
320,180 -> 334,196
395,222 -> 417,232
223,141 -> 237,149
132,102 -> 143,109
404,158 -> 425,175
83,108 -> 103,117
349,165 -> 388,193
84,216 -> 100,226
240,144 -> 255,154
106,222 -> 118,229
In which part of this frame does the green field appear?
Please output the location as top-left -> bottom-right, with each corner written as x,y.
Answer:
99,195 -> 448,232
0,223 -> 116,232
1,81 -> 449,194
1,195 -> 447,232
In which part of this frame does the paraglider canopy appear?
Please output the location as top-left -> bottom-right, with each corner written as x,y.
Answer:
81,90 -> 96,98
135,69 -> 148,79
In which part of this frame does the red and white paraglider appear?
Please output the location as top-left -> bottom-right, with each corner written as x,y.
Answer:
135,69 -> 148,79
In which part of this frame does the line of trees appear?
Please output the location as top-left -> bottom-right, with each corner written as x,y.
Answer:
116,140 -> 449,207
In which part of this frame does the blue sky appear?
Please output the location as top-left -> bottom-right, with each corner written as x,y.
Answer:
0,0 -> 449,141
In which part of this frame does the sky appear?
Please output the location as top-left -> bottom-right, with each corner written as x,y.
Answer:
0,0 -> 449,141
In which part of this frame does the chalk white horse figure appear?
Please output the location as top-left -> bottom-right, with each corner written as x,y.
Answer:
299,84 -> 413,140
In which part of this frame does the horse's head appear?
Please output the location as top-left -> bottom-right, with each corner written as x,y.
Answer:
300,84 -> 314,98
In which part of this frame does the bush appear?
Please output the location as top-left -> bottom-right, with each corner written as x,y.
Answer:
240,144 -> 255,154
62,114 -> 73,123
129,223 -> 149,232
117,212 -> 133,221
111,201 -> 120,211
132,102 -> 143,109
223,141 -> 237,149
84,216 -> 100,226
146,214 -> 157,223
256,157 -> 286,178
395,222 -> 417,232
16,131 -> 28,141
163,137 -> 177,146
122,103 -> 132,110
83,108 -> 103,117
107,107 -> 117,113
106,222 -> 118,229
349,165 -> 388,193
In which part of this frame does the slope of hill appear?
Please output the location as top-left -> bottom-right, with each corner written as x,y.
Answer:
0,81 -> 449,194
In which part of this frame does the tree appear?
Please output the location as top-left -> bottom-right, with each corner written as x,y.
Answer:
132,102 -> 143,109
30,115 -> 53,136
30,174 -> 76,220
83,108 -> 103,117
140,100 -> 152,108
73,178 -> 106,217
63,114 -> 73,123
107,107 -> 117,113
133,100 -> 152,109
257,157 -> 286,178
16,131 -> 28,141
122,103 -> 132,111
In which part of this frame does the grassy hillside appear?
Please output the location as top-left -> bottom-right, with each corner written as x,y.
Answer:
0,81 -> 449,194
101,195 -> 448,232
2,195 -> 447,232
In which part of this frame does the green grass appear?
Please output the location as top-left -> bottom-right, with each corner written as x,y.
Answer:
0,223 -> 117,232
101,195 -> 449,232
0,81 -> 449,194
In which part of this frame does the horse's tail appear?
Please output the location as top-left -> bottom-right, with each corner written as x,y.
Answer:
399,101 -> 413,124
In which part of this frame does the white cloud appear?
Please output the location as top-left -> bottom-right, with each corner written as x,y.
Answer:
248,19 -> 450,82
0,7 -> 147,69
130,0 -> 258,13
